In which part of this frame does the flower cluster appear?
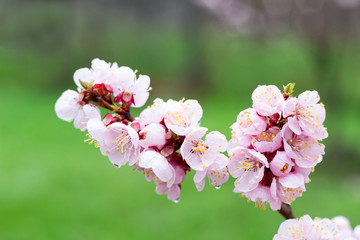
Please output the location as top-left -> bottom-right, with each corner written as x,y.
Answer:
55,59 -> 229,202
228,84 -> 328,210
273,215 -> 360,239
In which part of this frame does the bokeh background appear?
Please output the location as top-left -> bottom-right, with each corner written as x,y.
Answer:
1,0 -> 360,239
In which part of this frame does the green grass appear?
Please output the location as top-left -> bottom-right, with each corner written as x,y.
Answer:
1,89 -> 359,240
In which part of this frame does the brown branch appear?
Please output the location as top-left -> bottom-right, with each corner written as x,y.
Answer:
84,87 -> 135,122
278,203 -> 295,220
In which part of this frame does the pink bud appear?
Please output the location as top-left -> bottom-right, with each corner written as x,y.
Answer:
139,123 -> 167,149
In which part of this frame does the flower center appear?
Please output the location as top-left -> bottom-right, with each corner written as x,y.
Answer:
280,163 -> 290,173
109,132 -> 132,154
191,141 -> 208,155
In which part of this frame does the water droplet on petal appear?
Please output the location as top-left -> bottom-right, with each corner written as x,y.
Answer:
214,185 -> 221,189
113,163 -> 120,168
173,198 -> 180,203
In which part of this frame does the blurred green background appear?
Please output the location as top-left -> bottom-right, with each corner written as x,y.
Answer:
1,0 -> 360,239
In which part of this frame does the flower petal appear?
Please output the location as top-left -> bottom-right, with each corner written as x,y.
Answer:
55,90 -> 80,122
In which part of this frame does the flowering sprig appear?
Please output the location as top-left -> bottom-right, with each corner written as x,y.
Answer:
228,83 -> 328,213
54,58 -> 360,239
273,215 -> 360,239
55,58 -> 229,202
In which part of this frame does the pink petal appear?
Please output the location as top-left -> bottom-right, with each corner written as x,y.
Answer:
73,108 -> 87,130
251,127 -> 282,153
205,131 -> 228,152
82,105 -> 101,120
234,166 -> 264,192
132,75 -> 150,108
212,154 -> 229,169
353,226 -> 360,238
171,164 -> 186,185
298,90 -> 320,106
87,118 -> 106,142
270,151 -> 294,176
235,108 -> 267,135
139,123 -> 166,149
183,151 -> 203,171
279,173 -> 304,188
139,98 -> 165,126
73,68 -> 93,89
55,90 -> 80,122
269,178 -> 281,210
91,58 -> 109,71
228,130 -> 252,151
185,127 -> 208,140
126,125 -> 140,147
244,185 -> 270,203
194,171 -> 207,192
282,97 -> 298,117
139,150 -> 174,182
287,116 -> 302,135
251,85 -> 284,116
110,66 -> 135,95
108,149 -> 130,167
207,167 -> 229,187
249,149 -> 269,168
167,184 -> 181,201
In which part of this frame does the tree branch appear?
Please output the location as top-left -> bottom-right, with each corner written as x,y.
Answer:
278,203 -> 295,220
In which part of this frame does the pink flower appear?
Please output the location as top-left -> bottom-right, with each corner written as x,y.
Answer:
164,99 -> 203,136
228,124 -> 252,150
277,182 -> 305,205
228,147 -> 268,193
283,91 -> 328,140
354,226 -> 360,239
232,108 -> 267,136
274,215 -> 360,240
139,123 -> 167,150
139,98 -> 166,127
269,151 -> 294,177
332,216 -> 355,238
252,85 -> 284,116
180,127 -> 228,171
55,90 -> 101,130
228,85 -> 328,209
87,121 -> 140,168
275,164 -> 312,204
282,124 -> 325,168
73,58 -> 151,108
55,90 -> 82,121
138,150 -> 175,186
251,127 -> 282,153
273,215 -> 317,240
155,162 -> 187,201
313,217 -> 358,240
111,66 -> 151,108
136,155 -> 187,202
244,178 -> 281,210
73,59 -> 118,91
155,183 -> 181,202
193,154 -> 229,191
73,68 -> 94,91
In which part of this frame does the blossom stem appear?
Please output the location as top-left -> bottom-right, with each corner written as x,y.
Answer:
278,203 -> 295,219
96,96 -> 134,122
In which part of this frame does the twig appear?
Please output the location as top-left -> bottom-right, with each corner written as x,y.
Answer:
278,203 -> 295,219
